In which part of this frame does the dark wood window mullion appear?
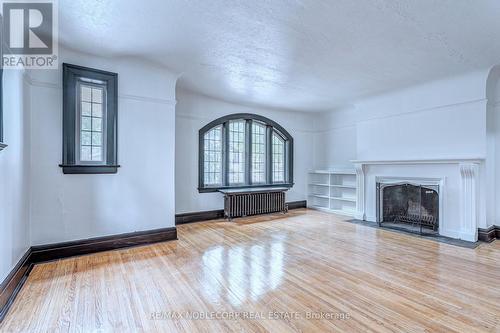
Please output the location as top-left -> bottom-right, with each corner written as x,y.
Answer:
284,141 -> 289,183
222,122 -> 229,187
266,125 -> 273,185
287,139 -> 293,184
245,119 -> 251,186
198,132 -> 205,188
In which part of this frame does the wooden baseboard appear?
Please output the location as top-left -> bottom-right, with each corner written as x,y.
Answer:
175,210 -> 225,225
287,200 -> 307,210
0,226 -> 177,323
30,227 -> 177,263
0,249 -> 33,323
175,200 -> 308,225
478,225 -> 500,242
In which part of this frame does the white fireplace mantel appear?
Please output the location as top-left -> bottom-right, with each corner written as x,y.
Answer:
351,157 -> 483,242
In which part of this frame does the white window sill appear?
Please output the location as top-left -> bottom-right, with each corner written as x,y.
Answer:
0,143 -> 7,151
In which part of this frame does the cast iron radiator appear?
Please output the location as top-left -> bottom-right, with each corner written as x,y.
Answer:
219,188 -> 289,220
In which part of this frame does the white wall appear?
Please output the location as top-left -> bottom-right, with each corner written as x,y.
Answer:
493,103 -> 500,227
486,66 -> 500,228
314,70 -> 490,168
355,71 -> 488,161
28,47 -> 178,245
312,107 -> 357,169
175,89 -> 314,214
0,69 -> 31,281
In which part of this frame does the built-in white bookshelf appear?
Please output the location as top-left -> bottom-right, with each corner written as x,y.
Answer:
308,169 -> 357,216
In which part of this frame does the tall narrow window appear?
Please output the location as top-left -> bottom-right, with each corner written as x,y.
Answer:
203,125 -> 222,186
61,63 -> 118,174
251,122 -> 266,183
228,120 -> 245,184
272,132 -> 285,183
78,82 -> 106,163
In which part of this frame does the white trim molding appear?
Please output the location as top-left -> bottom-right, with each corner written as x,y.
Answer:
119,94 -> 177,106
23,74 -> 178,106
459,162 -> 480,242
354,163 -> 365,220
355,98 -> 487,124
351,157 -> 485,165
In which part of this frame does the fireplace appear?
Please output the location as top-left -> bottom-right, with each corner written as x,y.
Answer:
353,161 -> 481,242
376,178 -> 440,235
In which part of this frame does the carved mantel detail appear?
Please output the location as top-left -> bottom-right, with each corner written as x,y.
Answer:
459,162 -> 479,241
354,163 -> 365,220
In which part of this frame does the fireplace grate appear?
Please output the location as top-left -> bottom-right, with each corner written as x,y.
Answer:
379,182 -> 439,234
393,214 -> 437,230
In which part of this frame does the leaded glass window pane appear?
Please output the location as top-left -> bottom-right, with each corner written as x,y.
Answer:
228,120 -> 245,184
203,125 -> 222,186
251,122 -> 266,183
272,132 -> 285,183
79,83 -> 106,162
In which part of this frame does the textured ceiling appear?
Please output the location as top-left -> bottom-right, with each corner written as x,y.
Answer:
59,0 -> 500,112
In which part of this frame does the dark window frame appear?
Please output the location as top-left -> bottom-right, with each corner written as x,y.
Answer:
60,63 -> 119,174
198,113 -> 294,193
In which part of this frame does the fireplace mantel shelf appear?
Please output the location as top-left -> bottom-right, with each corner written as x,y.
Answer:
351,157 -> 485,165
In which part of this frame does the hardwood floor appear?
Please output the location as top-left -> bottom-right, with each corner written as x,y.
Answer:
1,209 -> 499,332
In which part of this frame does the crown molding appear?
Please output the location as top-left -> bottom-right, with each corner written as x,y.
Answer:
119,94 -> 177,106
22,74 -> 177,105
352,157 -> 485,165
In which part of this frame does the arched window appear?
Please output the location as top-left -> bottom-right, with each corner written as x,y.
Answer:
199,113 -> 293,192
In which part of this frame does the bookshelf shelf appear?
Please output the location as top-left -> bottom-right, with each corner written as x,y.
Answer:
308,169 -> 357,217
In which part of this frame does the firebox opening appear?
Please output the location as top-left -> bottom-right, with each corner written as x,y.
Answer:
379,183 -> 439,235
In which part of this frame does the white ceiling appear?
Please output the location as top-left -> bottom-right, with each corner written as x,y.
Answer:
59,0 -> 500,112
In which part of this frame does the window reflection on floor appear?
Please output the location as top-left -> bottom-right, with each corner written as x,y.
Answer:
202,240 -> 285,306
